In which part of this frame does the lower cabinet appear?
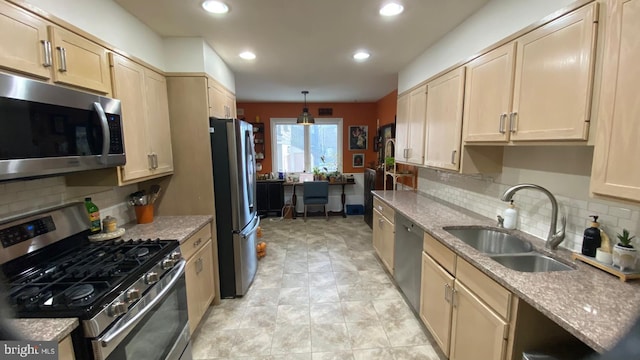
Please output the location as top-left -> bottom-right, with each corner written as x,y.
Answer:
181,223 -> 215,335
372,198 -> 395,274
420,233 -> 512,360
58,335 -> 75,360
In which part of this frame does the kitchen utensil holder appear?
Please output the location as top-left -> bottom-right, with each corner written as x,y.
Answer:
134,205 -> 154,224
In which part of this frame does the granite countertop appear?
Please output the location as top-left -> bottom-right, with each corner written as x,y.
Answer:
8,318 -> 78,342
8,215 -> 213,342
123,215 -> 213,243
373,190 -> 640,353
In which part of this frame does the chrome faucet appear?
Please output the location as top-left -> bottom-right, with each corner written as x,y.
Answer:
501,184 -> 566,249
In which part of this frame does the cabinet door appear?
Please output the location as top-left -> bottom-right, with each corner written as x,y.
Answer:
0,2 -> 50,79
591,0 -> 640,201
395,93 -> 410,162
207,78 -> 226,118
380,213 -> 395,274
463,43 -> 515,143
420,252 -> 454,356
424,67 -> 466,171
58,335 -> 75,360
110,54 -> 152,182
450,281 -> 508,360
407,85 -> 427,164
226,91 -> 236,118
372,209 -> 384,261
511,4 -> 597,141
186,239 -> 215,335
144,68 -> 174,175
48,26 -> 111,94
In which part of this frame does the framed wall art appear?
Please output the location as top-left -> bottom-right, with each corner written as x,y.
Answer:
349,126 -> 368,150
352,153 -> 364,168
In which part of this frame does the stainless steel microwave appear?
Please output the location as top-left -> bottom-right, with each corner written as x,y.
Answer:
0,72 -> 125,181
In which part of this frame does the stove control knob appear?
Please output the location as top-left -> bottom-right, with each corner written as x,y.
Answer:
170,251 -> 181,261
162,259 -> 176,270
126,288 -> 141,302
145,272 -> 159,285
109,302 -> 127,317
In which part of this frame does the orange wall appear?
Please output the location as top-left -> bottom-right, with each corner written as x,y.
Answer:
238,90 -> 400,174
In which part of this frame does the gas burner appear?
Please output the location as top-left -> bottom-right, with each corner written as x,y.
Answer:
133,248 -> 150,258
66,284 -> 95,301
15,286 -> 41,305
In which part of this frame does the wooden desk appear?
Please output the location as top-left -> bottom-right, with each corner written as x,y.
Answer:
284,181 -> 355,219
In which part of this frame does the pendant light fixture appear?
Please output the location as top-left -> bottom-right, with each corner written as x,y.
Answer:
297,90 -> 315,125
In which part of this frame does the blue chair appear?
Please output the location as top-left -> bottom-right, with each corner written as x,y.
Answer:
303,181 -> 329,221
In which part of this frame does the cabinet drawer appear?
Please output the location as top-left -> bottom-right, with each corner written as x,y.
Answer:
456,257 -> 511,320
180,223 -> 212,260
424,233 -> 456,275
373,197 -> 395,223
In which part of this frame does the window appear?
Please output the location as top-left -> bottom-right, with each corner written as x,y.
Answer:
270,118 -> 343,173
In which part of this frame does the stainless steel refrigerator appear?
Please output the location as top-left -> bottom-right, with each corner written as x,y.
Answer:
210,117 -> 260,298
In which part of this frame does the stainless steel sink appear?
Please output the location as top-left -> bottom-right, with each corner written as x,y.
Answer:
489,253 -> 574,272
445,228 -> 533,254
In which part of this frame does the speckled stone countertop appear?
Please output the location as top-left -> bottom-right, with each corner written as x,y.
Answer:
373,190 -> 640,353
8,318 -> 78,341
123,215 -> 213,243
8,215 -> 212,342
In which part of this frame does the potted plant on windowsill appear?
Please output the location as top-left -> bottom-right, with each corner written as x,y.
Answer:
612,229 -> 637,271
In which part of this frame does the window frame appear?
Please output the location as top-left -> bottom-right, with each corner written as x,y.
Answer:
270,118 -> 343,173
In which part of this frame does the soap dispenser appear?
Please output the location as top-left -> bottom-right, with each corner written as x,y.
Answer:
503,200 -> 518,230
581,215 -> 602,257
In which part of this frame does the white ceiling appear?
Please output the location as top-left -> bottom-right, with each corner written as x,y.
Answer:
115,0 -> 490,102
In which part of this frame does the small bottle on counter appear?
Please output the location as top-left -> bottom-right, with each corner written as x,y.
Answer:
503,200 -> 518,230
581,215 -> 602,257
84,197 -> 101,234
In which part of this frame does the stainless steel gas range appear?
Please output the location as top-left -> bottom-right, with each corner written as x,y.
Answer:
0,203 -> 192,360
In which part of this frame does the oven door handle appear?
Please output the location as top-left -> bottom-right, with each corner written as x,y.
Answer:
93,102 -> 111,164
97,259 -> 186,348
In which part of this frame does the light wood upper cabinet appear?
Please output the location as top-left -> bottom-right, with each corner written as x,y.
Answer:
424,67 -> 466,171
463,43 -> 515,143
510,3 -> 598,142
49,26 -> 111,94
591,0 -> 640,202
420,252 -> 454,357
111,53 -> 173,183
450,280 -> 508,360
208,77 -> 236,118
395,85 -> 427,165
0,1 -> 51,79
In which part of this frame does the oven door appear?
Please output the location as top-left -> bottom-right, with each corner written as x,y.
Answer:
92,260 -> 191,360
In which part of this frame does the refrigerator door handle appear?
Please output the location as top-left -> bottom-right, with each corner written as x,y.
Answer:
244,129 -> 257,213
239,216 -> 260,239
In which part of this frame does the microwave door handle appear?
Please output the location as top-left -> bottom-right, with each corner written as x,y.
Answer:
93,102 -> 110,164
98,260 -> 186,349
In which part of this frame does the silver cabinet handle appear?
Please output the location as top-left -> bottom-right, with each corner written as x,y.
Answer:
403,148 -> 409,159
148,154 -> 154,169
193,238 -> 202,248
377,205 -> 383,212
499,113 -> 507,134
153,154 -> 158,169
41,40 -> 52,67
452,288 -> 458,307
195,257 -> 203,274
451,150 -> 457,165
444,284 -> 451,303
57,46 -> 67,72
509,112 -> 518,133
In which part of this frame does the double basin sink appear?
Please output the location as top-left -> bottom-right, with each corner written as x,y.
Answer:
445,227 -> 574,272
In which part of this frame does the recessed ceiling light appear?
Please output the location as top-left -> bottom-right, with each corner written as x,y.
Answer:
379,2 -> 404,16
202,1 -> 229,14
353,51 -> 371,61
239,51 -> 256,60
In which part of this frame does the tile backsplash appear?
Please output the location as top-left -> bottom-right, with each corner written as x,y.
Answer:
416,168 -> 640,252
0,176 -> 137,227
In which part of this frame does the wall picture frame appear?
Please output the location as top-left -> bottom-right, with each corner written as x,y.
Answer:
348,126 -> 368,150
352,153 -> 364,168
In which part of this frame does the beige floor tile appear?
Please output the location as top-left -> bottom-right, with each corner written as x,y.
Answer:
239,305 -> 278,329
231,327 -> 273,356
191,327 -> 238,359
345,321 -> 390,349
279,287 -> 310,305
247,288 -> 281,307
308,272 -> 336,287
276,304 -> 310,325
309,286 -> 340,303
382,318 -> 430,347
371,298 -> 416,321
352,348 -> 394,360
282,273 -> 309,288
310,323 -> 351,352
309,302 -> 344,324
311,351 -> 355,360
333,272 -> 361,285
271,324 -> 312,354
308,261 -> 332,273
391,345 -> 442,360
340,301 -> 379,323
284,260 -> 309,274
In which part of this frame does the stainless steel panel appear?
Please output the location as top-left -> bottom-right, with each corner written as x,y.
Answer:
393,214 -> 424,313
226,119 -> 257,230
233,215 -> 259,296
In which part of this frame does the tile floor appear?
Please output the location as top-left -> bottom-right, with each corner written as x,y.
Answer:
191,215 -> 445,360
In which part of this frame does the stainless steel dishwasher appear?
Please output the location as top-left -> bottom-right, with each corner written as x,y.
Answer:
394,213 -> 424,313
